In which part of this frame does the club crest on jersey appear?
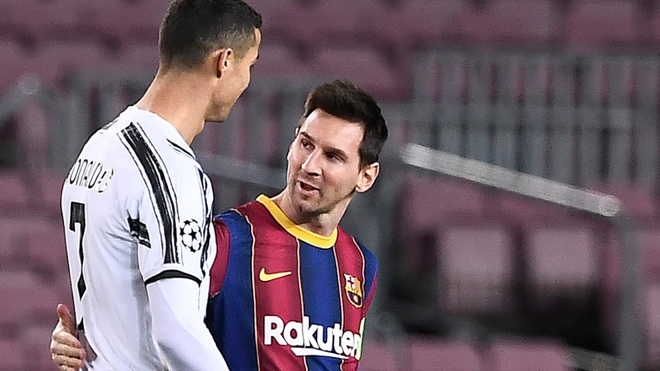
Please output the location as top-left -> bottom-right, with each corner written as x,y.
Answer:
179,219 -> 202,252
344,273 -> 363,308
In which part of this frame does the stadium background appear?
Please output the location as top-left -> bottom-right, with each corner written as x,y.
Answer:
0,0 -> 659,369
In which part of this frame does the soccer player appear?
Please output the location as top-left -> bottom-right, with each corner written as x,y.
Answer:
58,0 -> 261,369
51,80 -> 388,371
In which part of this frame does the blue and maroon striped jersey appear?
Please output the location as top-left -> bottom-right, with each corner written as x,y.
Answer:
206,195 -> 378,371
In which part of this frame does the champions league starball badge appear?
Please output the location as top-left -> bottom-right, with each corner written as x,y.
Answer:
179,219 -> 202,252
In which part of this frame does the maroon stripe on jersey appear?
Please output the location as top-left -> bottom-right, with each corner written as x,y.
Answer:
251,208 -> 307,371
334,232 -> 367,371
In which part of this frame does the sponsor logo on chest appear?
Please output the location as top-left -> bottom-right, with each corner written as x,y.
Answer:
264,315 -> 365,360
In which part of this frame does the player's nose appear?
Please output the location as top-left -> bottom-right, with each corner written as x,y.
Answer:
301,151 -> 322,176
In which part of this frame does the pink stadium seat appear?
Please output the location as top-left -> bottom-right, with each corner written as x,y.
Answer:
397,176 -> 488,276
245,0 -> 299,39
0,171 -> 29,211
643,284 -> 660,369
32,41 -> 115,86
564,1 -> 638,50
487,339 -> 571,371
438,224 -> 515,314
0,271 -> 59,330
409,336 -> 484,371
359,0 -> 469,49
0,338 -> 28,371
36,169 -> 66,215
79,0 -> 169,43
601,227 -> 660,337
118,43 -> 160,74
454,0 -> 557,46
283,0 -> 362,44
400,176 -> 486,233
24,225 -> 67,278
253,42 -> 307,77
0,39 -> 34,94
307,46 -> 401,100
359,340 -> 398,371
19,324 -> 57,370
0,216 -> 52,262
488,192 -> 573,226
3,0 -> 82,39
524,225 -> 598,312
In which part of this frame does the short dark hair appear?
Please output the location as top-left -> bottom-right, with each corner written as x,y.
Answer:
299,80 -> 389,169
159,0 -> 262,71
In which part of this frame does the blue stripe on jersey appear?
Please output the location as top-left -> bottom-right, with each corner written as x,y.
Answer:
299,240 -> 342,369
206,210 -> 258,370
356,240 -> 378,301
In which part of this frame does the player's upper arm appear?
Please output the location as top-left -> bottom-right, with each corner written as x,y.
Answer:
209,218 -> 231,297
132,145 -> 215,285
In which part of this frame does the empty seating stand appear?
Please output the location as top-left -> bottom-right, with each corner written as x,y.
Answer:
359,339 -> 399,371
563,0 -> 639,50
523,225 -> 598,314
437,224 -> 515,315
487,339 -> 571,371
409,336 -> 484,371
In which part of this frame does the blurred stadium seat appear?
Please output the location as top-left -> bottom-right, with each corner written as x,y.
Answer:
0,270 -> 59,332
643,284 -> 660,369
409,336 -> 484,371
0,39 -> 33,94
2,0 -> 82,39
307,45 -> 402,100
454,0 -> 557,46
359,339 -> 398,371
24,224 -> 68,279
488,192 -> 574,226
523,225 -> 598,313
19,324 -> 59,370
252,42 -> 307,77
0,171 -> 29,212
400,176 -> 486,233
79,0 -> 168,44
32,40 -> 116,86
487,339 -> 571,371
438,224 -> 515,314
563,0 -> 638,50
359,0 -> 469,50
0,338 -> 28,371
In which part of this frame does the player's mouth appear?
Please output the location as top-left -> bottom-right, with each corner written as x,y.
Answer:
298,180 -> 319,195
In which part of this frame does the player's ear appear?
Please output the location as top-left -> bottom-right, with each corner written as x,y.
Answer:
213,48 -> 234,78
355,162 -> 379,193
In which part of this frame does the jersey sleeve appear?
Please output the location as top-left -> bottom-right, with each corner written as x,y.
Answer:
209,217 -> 231,297
134,152 -> 215,286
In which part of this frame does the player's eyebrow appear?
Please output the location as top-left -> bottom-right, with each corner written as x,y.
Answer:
300,131 -> 349,160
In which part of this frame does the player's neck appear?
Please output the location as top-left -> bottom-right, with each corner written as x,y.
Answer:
271,192 -> 345,237
136,69 -> 212,145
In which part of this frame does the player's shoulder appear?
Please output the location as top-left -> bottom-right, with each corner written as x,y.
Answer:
215,200 -> 262,224
337,227 -> 378,264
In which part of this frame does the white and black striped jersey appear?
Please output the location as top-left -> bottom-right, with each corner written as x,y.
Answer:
61,106 -> 219,369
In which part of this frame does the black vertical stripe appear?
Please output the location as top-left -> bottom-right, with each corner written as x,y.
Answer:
120,123 -> 179,264
198,169 -> 211,276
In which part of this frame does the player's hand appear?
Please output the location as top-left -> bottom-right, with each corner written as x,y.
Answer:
50,303 -> 86,371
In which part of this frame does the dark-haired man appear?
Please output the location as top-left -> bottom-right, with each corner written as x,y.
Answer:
53,80 -> 389,371
57,0 -> 261,369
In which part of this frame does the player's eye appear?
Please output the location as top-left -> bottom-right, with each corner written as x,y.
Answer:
300,139 -> 313,150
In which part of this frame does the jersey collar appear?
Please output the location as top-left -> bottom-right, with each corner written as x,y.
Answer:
127,106 -> 196,159
257,194 -> 337,248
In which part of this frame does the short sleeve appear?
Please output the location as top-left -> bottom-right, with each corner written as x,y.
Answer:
136,154 -> 216,286
209,217 -> 231,297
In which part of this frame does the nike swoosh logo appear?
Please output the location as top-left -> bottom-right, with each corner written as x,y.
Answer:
259,268 -> 292,282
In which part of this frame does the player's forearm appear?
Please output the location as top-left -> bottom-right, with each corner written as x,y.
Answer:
147,278 -> 229,371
